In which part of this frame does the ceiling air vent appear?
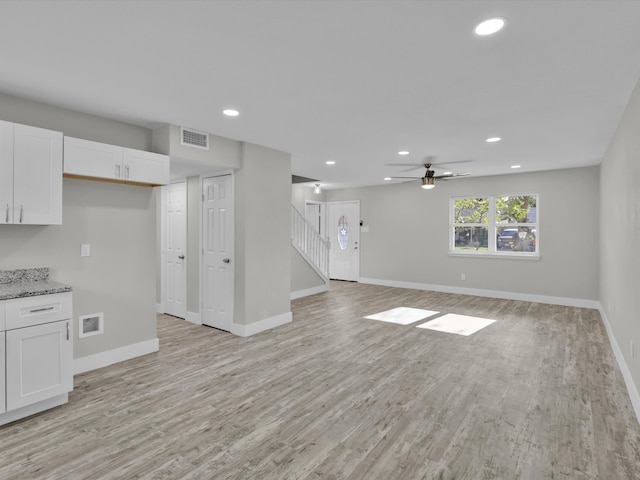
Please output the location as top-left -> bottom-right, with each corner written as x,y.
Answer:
180,127 -> 209,150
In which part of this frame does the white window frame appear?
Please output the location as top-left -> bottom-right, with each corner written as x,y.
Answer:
449,193 -> 539,259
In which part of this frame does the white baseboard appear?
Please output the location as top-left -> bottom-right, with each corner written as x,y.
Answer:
598,304 -> 640,425
156,303 -> 162,314
359,277 -> 600,309
0,393 -> 68,426
186,311 -> 202,325
73,338 -> 160,375
291,283 -> 330,300
231,311 -> 292,337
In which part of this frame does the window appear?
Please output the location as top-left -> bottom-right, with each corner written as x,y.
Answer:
451,194 -> 538,256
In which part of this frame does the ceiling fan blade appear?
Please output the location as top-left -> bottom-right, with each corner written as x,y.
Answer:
434,172 -> 471,180
431,160 -> 472,167
388,176 -> 421,179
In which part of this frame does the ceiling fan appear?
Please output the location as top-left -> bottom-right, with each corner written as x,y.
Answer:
390,161 -> 471,189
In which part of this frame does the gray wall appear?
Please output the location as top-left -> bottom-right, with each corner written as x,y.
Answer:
235,142 -> 292,325
600,78 -> 640,392
291,246 -> 326,292
292,183 -> 326,212
0,179 -> 157,358
0,93 -> 158,360
326,166 -> 600,301
0,92 -> 151,150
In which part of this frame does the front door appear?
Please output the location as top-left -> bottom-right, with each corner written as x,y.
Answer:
202,174 -> 234,331
328,201 -> 360,281
162,181 -> 187,319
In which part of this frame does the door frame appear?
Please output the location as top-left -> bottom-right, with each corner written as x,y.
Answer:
327,200 -> 361,281
199,170 -> 235,330
304,200 -> 326,238
160,179 -> 187,319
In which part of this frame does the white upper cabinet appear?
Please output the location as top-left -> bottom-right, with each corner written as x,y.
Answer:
64,136 -> 169,186
63,136 -> 122,180
0,121 -> 63,225
0,121 -> 14,224
122,147 -> 170,185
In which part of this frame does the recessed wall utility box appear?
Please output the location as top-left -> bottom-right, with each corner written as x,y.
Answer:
78,313 -> 104,338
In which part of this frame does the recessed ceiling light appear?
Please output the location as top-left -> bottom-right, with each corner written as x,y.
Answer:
511,165 -> 521,169
223,109 -> 239,117
326,160 -> 335,165
486,137 -> 501,143
384,177 -> 392,181
474,18 -> 505,36
398,151 -> 409,156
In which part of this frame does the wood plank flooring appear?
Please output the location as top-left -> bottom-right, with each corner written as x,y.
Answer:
1,281 -> 639,479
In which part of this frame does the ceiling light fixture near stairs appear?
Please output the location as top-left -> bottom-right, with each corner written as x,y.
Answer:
314,184 -> 322,194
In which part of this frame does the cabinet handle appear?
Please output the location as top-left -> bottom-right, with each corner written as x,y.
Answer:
125,164 -> 130,179
30,306 -> 55,313
19,205 -> 23,223
115,164 -> 121,178
66,321 -> 70,341
4,204 -> 8,223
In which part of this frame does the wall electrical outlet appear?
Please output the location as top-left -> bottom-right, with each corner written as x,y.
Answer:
461,273 -> 466,281
81,244 -> 91,257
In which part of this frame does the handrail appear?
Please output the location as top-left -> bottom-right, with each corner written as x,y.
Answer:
291,205 -> 330,280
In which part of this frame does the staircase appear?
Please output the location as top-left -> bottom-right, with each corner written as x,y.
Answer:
291,204 -> 330,283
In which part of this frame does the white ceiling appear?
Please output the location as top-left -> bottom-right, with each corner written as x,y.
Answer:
1,1 -> 639,189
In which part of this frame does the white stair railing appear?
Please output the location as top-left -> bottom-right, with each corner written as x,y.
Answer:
291,205 -> 329,280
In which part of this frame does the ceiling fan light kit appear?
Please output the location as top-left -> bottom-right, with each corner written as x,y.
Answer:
421,177 -> 435,189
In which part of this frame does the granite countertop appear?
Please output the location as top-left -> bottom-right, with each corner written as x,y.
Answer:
0,267 -> 72,301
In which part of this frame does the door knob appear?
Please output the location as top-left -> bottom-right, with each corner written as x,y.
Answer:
178,255 -> 185,260
223,258 -> 230,263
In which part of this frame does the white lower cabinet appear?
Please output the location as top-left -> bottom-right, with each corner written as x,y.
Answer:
0,292 -> 73,425
6,320 -> 72,411
0,332 -> 5,414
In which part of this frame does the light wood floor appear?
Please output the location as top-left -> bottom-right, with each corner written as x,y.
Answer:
1,281 -> 639,479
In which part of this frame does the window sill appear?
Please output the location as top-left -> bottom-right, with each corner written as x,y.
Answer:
448,251 -> 541,261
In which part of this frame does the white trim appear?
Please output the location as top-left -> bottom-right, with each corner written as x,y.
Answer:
0,394 -> 68,426
230,312 -> 292,337
186,311 -> 202,325
291,283 -> 330,300
73,338 -> 159,375
359,277 -> 600,309
598,304 -> 640,426
156,302 -> 163,313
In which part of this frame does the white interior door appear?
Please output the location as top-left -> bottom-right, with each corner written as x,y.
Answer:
162,181 -> 187,319
328,201 -> 360,281
202,174 -> 234,331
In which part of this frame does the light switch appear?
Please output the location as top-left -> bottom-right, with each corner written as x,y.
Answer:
81,244 -> 91,257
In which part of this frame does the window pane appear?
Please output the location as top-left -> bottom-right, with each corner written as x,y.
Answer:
454,226 -> 489,250
338,215 -> 349,250
454,198 -> 489,224
497,226 -> 536,252
496,195 -> 537,223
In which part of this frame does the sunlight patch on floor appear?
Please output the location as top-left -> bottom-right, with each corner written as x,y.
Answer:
416,313 -> 496,336
365,307 -> 439,325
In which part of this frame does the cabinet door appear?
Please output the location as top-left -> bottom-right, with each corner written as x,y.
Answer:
13,124 -> 63,225
123,148 -> 169,186
63,136 -> 124,180
6,320 -> 73,411
0,121 -> 14,224
0,332 -> 5,414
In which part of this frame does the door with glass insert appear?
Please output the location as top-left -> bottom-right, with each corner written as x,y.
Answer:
328,201 -> 360,281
